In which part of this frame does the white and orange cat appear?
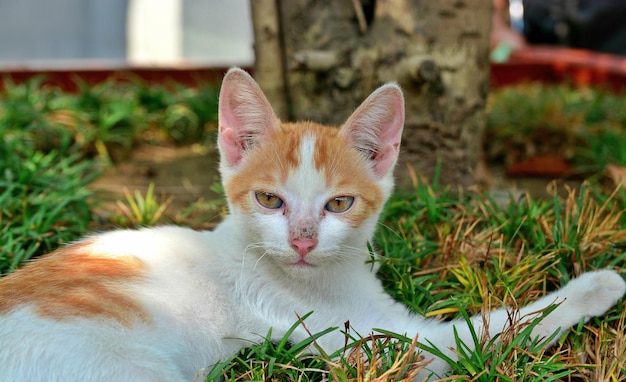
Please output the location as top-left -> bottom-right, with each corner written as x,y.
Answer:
0,68 -> 624,381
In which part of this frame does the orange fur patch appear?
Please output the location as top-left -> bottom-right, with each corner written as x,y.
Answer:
313,125 -> 384,227
0,240 -> 148,326
225,121 -> 383,227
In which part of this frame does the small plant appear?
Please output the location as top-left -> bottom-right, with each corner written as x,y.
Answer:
336,331 -> 427,381
111,183 -> 173,227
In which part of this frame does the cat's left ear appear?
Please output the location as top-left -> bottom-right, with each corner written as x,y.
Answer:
218,67 -> 280,167
340,84 -> 404,178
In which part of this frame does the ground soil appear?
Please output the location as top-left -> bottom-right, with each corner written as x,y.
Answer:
89,144 -> 221,218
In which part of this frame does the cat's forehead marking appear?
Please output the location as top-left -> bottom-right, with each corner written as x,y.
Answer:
0,240 -> 148,326
285,134 -> 327,201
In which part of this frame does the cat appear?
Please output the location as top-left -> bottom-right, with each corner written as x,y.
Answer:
0,67 -> 624,382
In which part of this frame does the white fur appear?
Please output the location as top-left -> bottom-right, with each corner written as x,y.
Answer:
1,69 -> 625,381
2,224 -> 624,381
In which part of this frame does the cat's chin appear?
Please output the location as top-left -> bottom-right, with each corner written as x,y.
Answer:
278,258 -> 320,278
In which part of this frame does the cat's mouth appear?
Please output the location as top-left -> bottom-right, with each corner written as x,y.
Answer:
268,249 -> 321,274
288,258 -> 315,268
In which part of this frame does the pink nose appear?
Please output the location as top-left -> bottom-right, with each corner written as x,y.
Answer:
290,238 -> 317,256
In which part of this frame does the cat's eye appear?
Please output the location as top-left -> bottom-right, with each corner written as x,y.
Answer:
325,196 -> 354,213
255,191 -> 284,209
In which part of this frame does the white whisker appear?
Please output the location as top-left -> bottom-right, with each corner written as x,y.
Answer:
253,250 -> 270,272
240,242 -> 266,277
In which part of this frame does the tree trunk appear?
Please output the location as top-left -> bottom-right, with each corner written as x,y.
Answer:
256,0 -> 492,187
250,0 -> 289,120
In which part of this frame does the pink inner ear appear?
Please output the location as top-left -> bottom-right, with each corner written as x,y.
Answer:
217,68 -> 279,167
373,143 -> 398,178
218,127 -> 243,166
341,84 -> 405,178
218,78 -> 247,167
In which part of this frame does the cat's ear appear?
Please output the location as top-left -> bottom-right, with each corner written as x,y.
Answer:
340,84 -> 404,178
218,67 -> 280,167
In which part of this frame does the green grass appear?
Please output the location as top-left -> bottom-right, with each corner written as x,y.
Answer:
1,78 -> 626,379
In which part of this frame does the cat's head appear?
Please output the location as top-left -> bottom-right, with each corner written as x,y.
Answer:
217,68 -> 404,278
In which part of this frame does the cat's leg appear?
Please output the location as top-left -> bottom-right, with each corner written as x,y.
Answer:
508,270 -> 625,341
418,269 -> 626,379
475,270 -> 625,344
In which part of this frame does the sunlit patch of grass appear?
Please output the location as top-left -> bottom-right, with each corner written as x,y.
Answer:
334,332 -> 426,382
588,307 -> 626,381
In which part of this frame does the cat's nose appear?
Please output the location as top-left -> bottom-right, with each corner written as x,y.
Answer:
290,238 -> 317,256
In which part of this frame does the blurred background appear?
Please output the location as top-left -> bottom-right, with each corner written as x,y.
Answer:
0,0 -> 254,68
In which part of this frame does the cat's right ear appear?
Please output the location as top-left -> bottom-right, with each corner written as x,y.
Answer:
218,68 -> 280,167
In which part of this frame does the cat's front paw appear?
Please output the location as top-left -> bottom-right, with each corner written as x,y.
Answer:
561,269 -> 626,318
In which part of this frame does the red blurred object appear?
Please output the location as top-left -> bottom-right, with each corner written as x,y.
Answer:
491,46 -> 626,91
506,154 -> 573,178
0,62 -> 243,92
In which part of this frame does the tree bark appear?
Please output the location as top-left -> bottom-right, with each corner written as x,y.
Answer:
250,0 -> 289,120
272,0 -> 492,187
